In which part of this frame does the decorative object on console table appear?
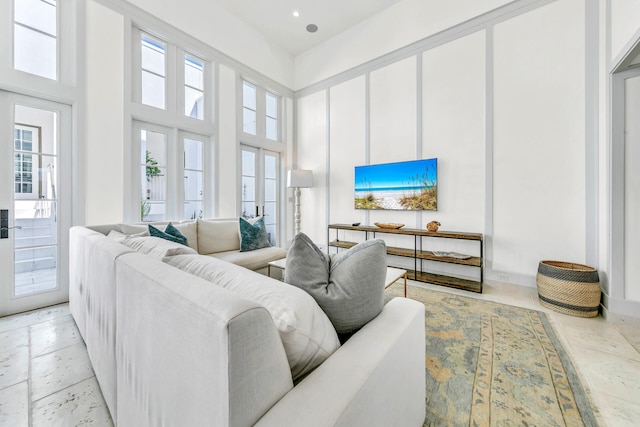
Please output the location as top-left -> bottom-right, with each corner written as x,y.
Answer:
536,260 -> 601,318
374,222 -> 404,229
426,221 -> 440,232
287,169 -> 313,235
328,224 -> 483,293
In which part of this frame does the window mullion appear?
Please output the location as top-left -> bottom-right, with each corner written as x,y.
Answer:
166,44 -> 178,116
256,87 -> 266,139
176,47 -> 186,120
166,128 -> 180,220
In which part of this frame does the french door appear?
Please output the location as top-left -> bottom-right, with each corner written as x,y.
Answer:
0,92 -> 71,316
240,145 -> 280,245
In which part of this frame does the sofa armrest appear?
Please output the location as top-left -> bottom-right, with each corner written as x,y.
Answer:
115,253 -> 293,427
256,297 -> 426,427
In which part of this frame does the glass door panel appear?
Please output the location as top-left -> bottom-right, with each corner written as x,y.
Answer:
240,145 -> 280,245
264,153 -> 278,245
183,136 -> 203,220
140,129 -> 167,221
1,92 -> 71,316
241,148 -> 257,219
13,107 -> 58,296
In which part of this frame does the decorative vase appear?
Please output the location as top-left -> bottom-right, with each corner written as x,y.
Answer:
426,221 -> 440,232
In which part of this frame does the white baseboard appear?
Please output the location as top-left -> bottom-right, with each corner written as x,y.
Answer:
484,269 -> 536,288
601,292 -> 640,320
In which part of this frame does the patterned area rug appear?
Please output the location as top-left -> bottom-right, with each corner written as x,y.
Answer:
384,283 -> 599,427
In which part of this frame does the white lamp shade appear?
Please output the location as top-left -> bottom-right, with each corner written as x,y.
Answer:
287,169 -> 313,188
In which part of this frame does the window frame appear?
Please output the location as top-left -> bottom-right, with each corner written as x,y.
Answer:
240,78 -> 282,144
127,25 -> 215,223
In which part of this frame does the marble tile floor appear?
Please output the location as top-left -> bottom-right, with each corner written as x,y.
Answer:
0,304 -> 112,426
1,281 -> 638,426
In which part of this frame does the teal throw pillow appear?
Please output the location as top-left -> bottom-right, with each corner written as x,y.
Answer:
149,223 -> 188,246
239,217 -> 271,252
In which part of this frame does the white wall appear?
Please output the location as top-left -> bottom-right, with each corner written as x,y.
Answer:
610,0 -> 640,61
329,76 -> 367,227
296,91 -> 327,244
421,31 -> 486,234
296,0 -> 589,287
85,1 -> 124,225
492,0 -> 586,279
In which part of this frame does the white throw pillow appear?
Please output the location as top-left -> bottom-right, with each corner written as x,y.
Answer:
118,221 -> 199,252
117,235 -> 197,259
163,254 -> 340,381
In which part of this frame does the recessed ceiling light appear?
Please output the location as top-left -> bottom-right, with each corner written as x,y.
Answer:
306,24 -> 318,33
292,10 -> 300,17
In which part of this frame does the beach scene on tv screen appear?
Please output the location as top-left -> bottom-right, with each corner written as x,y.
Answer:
354,158 -> 437,211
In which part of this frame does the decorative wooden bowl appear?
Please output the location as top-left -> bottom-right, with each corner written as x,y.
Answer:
374,222 -> 405,229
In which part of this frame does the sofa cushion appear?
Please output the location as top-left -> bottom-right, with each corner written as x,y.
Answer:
149,223 -> 188,246
285,233 -> 387,336
110,232 -> 197,259
239,217 -> 271,252
162,254 -> 340,381
209,246 -> 287,271
197,219 -> 240,254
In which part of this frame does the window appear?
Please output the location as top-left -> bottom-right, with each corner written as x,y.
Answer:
131,26 -> 213,222
141,34 -> 166,109
140,128 -> 167,221
241,146 -> 279,246
136,123 -> 208,222
241,80 -> 280,141
265,91 -> 278,141
13,0 -> 57,80
183,136 -> 203,219
14,128 -> 34,194
243,81 -> 257,135
185,55 -> 204,120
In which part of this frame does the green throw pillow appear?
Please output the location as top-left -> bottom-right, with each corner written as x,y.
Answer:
239,217 -> 271,252
149,223 -> 188,246
285,233 -> 387,338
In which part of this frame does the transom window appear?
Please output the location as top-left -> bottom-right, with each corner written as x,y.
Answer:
141,35 -> 166,109
185,56 -> 204,120
13,0 -> 57,80
265,91 -> 278,141
242,80 -> 281,142
242,81 -> 257,135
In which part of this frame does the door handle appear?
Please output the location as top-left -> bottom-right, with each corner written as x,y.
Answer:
262,205 -> 265,217
0,210 -> 21,239
1,209 -> 8,239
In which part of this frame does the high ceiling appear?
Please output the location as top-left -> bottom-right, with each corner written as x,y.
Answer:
212,0 -> 405,57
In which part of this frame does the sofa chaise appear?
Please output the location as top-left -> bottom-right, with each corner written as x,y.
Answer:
69,220 -> 426,426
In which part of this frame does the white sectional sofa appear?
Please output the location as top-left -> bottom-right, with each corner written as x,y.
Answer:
69,220 -> 426,426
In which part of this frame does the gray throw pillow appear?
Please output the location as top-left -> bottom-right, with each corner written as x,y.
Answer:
285,233 -> 387,336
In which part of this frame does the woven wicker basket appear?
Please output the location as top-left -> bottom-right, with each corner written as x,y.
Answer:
536,260 -> 601,318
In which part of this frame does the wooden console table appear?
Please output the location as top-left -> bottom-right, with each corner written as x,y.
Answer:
328,224 -> 483,293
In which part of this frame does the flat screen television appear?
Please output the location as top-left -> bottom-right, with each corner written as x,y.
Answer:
354,158 -> 437,211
